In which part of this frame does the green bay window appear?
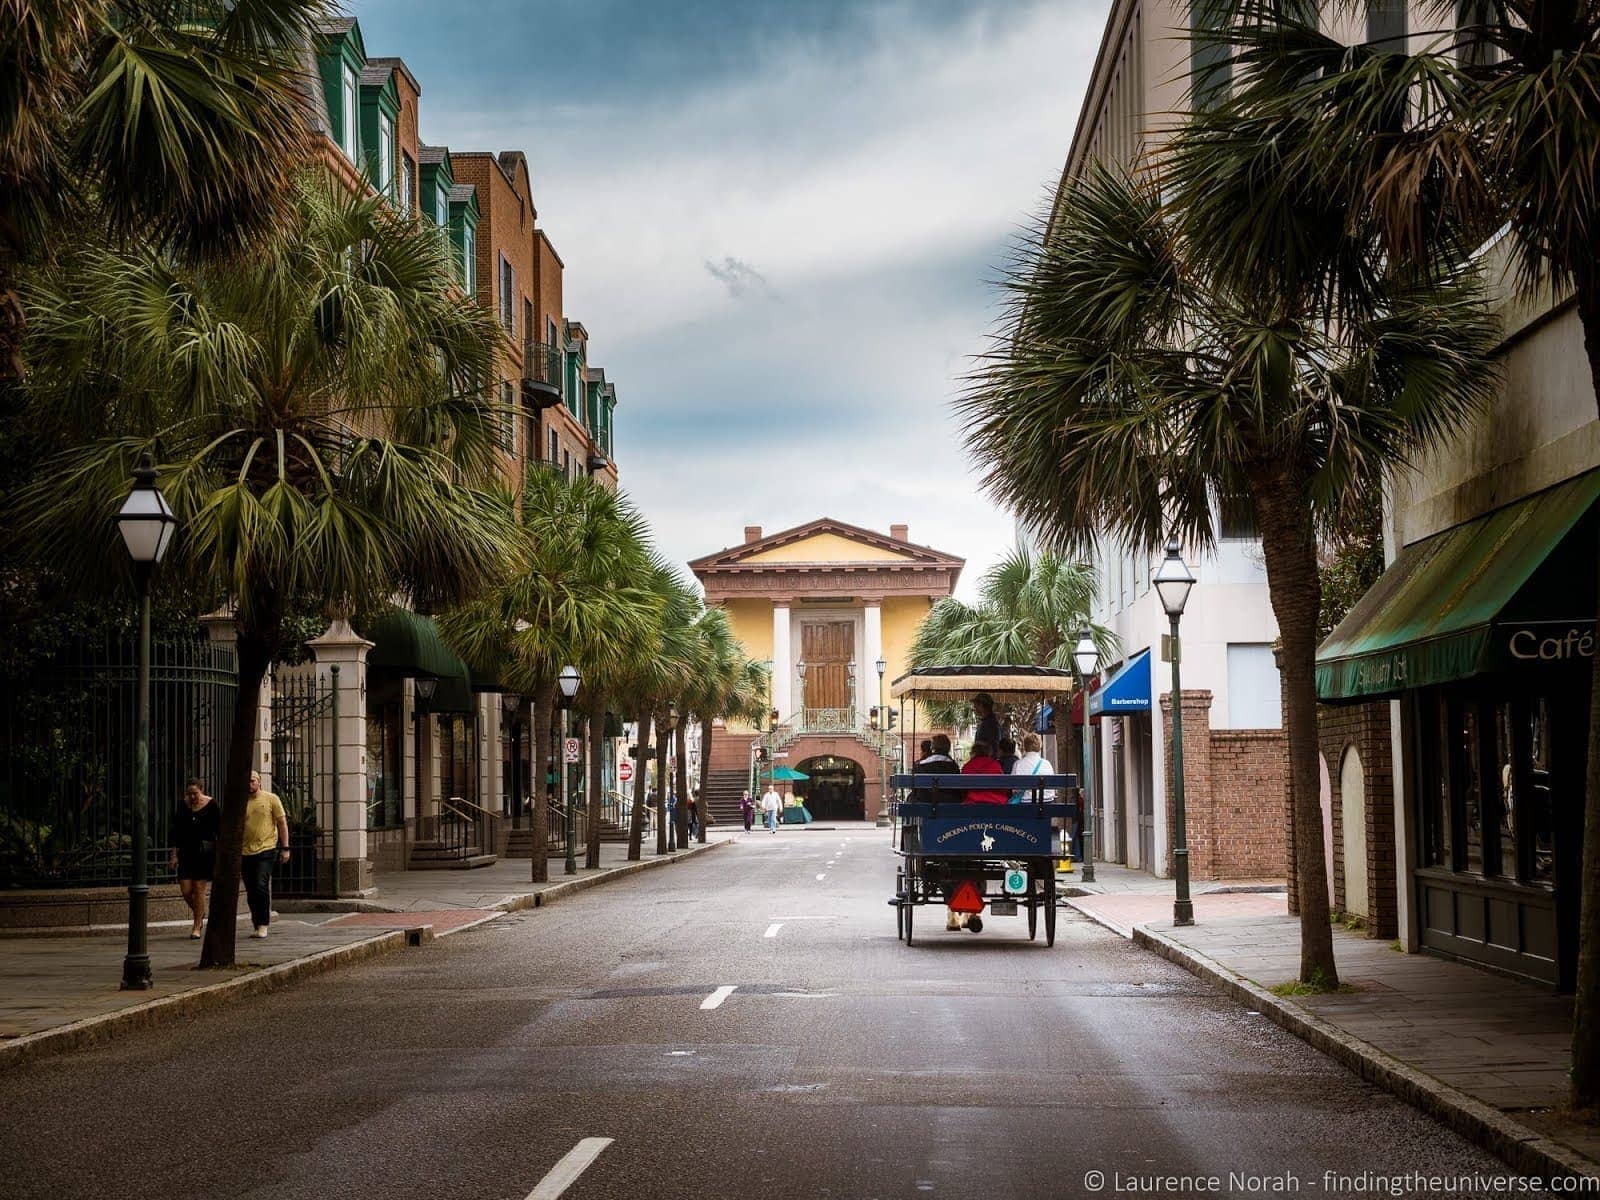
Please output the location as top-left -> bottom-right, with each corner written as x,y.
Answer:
315,20 -> 369,165
359,67 -> 400,202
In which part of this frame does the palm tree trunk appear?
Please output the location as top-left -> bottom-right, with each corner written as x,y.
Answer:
1569,268 -> 1600,1106
1252,463 -> 1338,987
654,720 -> 670,855
675,721 -> 691,849
697,714 -> 714,843
586,696 -> 605,869
529,675 -> 555,883
627,707 -> 650,861
200,632 -> 271,968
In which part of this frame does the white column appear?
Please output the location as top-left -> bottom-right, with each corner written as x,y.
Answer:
201,608 -> 273,788
308,619 -> 374,895
482,696 -> 502,817
863,603 -> 883,716
772,603 -> 792,721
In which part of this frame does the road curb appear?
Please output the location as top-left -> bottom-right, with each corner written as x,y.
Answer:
0,930 -> 406,1074
1129,924 -> 1599,1184
500,837 -> 731,913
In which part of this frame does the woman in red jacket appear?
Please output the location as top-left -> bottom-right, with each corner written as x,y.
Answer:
961,741 -> 1010,804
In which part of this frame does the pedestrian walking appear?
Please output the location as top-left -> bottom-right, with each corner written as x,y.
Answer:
241,771 -> 289,939
667,790 -> 678,850
761,783 -> 781,833
739,789 -> 755,832
687,792 -> 700,839
168,777 -> 218,939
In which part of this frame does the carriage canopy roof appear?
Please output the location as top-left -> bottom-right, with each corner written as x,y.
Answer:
889,664 -> 1078,702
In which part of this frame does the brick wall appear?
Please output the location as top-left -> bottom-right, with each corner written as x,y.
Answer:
1317,701 -> 1397,938
1160,689 -> 1288,880
1209,729 -> 1289,877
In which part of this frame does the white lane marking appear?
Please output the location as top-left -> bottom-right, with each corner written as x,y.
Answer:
701,984 -> 737,1010
771,915 -> 829,920
526,1137 -> 614,1200
815,873 -> 826,881
763,923 -> 783,938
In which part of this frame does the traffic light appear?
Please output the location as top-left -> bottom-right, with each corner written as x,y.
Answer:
756,746 -> 770,764
886,708 -> 899,731
869,705 -> 880,730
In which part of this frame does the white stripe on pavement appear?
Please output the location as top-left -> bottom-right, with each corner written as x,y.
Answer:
815,873 -> 826,881
526,1137 -> 614,1200
763,923 -> 783,938
701,985 -> 737,1010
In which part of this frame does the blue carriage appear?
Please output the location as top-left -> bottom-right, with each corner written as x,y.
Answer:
888,665 -> 1080,947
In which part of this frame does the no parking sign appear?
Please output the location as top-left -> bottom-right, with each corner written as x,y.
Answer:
564,737 -> 582,763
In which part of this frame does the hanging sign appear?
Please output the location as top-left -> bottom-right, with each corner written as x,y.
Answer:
564,737 -> 582,763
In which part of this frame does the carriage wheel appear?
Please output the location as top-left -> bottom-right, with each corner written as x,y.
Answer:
895,868 -> 906,941
1044,872 -> 1058,947
1027,866 -> 1039,941
904,892 -> 915,946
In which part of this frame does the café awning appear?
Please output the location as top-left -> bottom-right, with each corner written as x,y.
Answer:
1090,649 -> 1151,716
361,609 -> 476,714
1316,469 -> 1600,703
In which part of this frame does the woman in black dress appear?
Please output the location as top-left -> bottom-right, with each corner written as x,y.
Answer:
168,777 -> 219,939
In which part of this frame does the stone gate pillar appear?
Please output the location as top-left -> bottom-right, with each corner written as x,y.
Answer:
201,608 -> 273,788
308,620 -> 374,896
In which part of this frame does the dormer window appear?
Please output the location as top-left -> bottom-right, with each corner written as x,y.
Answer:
377,111 -> 394,195
341,65 -> 359,159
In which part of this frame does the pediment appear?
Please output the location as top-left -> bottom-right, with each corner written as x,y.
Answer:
689,518 -> 963,574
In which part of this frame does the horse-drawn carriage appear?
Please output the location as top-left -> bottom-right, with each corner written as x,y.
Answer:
888,666 -> 1078,946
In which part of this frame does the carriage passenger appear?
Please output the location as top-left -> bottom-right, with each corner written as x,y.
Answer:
961,740 -> 1009,804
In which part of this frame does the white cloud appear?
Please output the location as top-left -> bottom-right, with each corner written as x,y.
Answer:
409,0 -> 1101,600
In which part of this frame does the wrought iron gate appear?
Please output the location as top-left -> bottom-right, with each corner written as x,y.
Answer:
271,669 -> 337,897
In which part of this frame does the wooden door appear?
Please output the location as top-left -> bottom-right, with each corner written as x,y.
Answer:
801,621 -> 853,712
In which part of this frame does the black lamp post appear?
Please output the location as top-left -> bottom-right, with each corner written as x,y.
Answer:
1153,536 -> 1197,927
116,452 -> 177,991
415,676 -> 437,852
1072,628 -> 1100,885
558,665 -> 580,874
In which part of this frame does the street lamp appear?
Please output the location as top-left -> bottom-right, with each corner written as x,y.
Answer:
116,452 -> 177,990
875,657 -> 890,827
558,665 -> 581,875
1072,628 -> 1100,884
1153,536 -> 1197,927
659,702 -> 679,853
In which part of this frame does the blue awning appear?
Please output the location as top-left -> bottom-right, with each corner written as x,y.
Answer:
1089,649 -> 1151,715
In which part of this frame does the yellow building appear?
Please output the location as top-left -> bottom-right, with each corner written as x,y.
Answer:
689,519 -> 963,822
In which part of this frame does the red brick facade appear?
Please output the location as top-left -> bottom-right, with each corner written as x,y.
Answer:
1159,689 -> 1288,880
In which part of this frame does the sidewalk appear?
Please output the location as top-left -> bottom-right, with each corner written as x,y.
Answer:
1070,888 -> 1600,1180
0,837 -> 728,1071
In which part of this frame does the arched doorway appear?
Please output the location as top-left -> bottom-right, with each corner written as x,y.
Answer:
1341,747 -> 1368,918
796,755 -> 865,821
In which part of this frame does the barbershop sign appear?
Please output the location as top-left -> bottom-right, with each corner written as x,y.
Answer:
1504,622 -> 1597,664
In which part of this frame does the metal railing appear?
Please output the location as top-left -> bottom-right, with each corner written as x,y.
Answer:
521,341 -> 563,404
417,794 -> 499,861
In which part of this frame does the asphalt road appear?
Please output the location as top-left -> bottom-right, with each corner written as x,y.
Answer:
0,825 -> 1556,1200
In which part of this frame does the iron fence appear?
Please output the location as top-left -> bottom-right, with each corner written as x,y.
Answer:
271,668 -> 337,897
0,636 -> 236,889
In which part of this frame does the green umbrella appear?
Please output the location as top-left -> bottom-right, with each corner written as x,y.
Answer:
766,765 -> 809,781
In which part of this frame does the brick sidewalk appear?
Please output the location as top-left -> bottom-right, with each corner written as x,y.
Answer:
1070,892 -> 1599,1177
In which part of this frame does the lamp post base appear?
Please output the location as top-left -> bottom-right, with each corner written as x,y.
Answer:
1173,898 -> 1194,927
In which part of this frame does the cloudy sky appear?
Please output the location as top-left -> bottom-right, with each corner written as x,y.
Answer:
350,0 -> 1104,597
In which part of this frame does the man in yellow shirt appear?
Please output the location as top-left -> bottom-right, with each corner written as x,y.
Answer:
241,772 -> 289,938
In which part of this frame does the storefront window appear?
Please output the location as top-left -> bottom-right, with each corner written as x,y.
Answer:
366,702 -> 402,829
1529,699 -> 1554,882
1490,704 -> 1515,878
438,715 -> 478,805
1456,702 -> 1483,874
1422,695 -> 1452,867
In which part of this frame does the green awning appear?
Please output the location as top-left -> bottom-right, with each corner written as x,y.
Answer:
360,610 -> 476,714
1317,469 -> 1600,702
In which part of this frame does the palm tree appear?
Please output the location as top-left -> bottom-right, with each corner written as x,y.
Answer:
618,563 -> 700,860
959,162 -> 1501,987
910,543 -> 1112,745
683,608 -> 768,844
2,0 -> 331,379
439,468 -> 654,883
1175,0 -> 1600,1106
14,175 -> 516,966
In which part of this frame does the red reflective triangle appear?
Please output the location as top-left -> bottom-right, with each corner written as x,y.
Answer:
949,880 -> 984,913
